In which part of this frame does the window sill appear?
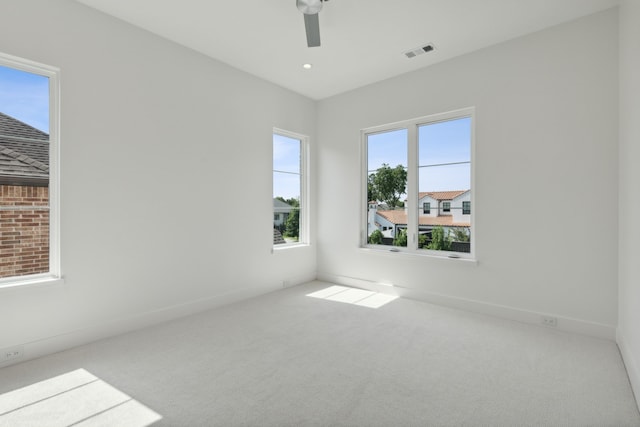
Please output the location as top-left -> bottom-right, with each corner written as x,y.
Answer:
359,246 -> 478,265
0,275 -> 65,293
272,243 -> 311,253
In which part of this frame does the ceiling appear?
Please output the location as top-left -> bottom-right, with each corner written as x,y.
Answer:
75,0 -> 619,100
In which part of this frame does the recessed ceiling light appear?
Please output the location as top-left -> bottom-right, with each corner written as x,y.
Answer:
303,63 -> 312,69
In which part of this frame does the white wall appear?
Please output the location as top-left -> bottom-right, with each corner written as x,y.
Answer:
618,0 -> 640,408
451,192 -> 471,224
0,0 -> 316,358
417,196 -> 438,218
317,9 -> 619,338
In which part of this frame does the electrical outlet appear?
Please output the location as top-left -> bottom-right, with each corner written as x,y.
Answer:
541,316 -> 558,328
1,345 -> 24,363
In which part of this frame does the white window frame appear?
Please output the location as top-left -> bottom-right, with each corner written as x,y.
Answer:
361,107 -> 475,260
272,128 -> 310,250
0,52 -> 62,289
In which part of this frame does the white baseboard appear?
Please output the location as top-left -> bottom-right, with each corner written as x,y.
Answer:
0,281 -> 291,369
617,329 -> 640,412
317,272 -> 616,340
283,271 -> 318,289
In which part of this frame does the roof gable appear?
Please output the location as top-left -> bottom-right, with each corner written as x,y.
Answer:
273,199 -> 292,209
418,190 -> 468,201
0,112 -> 48,141
452,190 -> 471,201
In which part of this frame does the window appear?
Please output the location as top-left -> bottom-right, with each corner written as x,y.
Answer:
365,128 -> 407,247
273,129 -> 308,247
363,108 -> 474,258
0,52 -> 60,286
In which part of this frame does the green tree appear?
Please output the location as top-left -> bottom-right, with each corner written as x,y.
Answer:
418,233 -> 428,248
367,173 -> 376,202
393,229 -> 408,247
276,197 -> 300,239
370,164 -> 407,208
284,207 -> 299,239
275,196 -> 299,208
426,226 -> 451,251
368,229 -> 383,244
450,227 -> 470,242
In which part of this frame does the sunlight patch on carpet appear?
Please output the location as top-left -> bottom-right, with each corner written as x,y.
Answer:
0,369 -> 161,427
307,285 -> 398,308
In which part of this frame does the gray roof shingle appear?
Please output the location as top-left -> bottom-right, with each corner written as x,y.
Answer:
273,228 -> 286,245
0,112 -> 49,185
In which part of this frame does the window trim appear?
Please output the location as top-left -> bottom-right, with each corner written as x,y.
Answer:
0,52 -> 62,289
272,128 -> 310,250
361,107 -> 475,260
423,202 -> 430,215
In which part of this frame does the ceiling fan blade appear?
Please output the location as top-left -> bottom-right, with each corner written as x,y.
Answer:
303,13 -> 321,47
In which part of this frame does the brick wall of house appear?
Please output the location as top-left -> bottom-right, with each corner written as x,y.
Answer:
0,185 -> 49,278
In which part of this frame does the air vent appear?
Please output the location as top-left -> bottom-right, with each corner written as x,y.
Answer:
404,43 -> 435,59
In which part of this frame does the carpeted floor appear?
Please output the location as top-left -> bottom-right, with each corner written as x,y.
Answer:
0,281 -> 639,426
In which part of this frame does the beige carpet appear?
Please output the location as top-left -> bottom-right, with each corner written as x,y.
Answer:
0,281 -> 638,426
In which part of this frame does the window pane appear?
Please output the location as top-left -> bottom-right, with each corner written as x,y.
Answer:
366,129 -> 407,247
419,162 -> 470,193
273,133 -> 302,246
367,129 -> 407,172
418,117 -> 471,166
418,117 -> 471,254
273,172 -> 300,201
0,65 -> 50,279
273,134 -> 300,174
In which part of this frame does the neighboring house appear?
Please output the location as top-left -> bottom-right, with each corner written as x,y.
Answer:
450,190 -> 471,224
273,228 -> 286,245
418,190 -> 468,217
368,189 -> 471,242
0,112 -> 50,278
0,112 -> 49,187
273,198 -> 294,244
273,198 -> 293,227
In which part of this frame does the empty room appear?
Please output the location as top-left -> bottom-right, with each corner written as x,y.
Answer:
0,0 -> 639,425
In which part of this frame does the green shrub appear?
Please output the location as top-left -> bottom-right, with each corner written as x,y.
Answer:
369,229 -> 384,244
393,229 -> 408,247
426,226 -> 451,251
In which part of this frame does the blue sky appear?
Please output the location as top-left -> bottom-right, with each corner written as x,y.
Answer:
273,133 -> 301,200
0,65 -> 49,133
368,117 -> 471,193
418,117 -> 471,192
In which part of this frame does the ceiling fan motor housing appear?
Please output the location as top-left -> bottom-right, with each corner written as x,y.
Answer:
297,0 -> 323,15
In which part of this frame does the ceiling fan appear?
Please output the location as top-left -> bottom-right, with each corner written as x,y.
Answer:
296,0 -> 328,47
